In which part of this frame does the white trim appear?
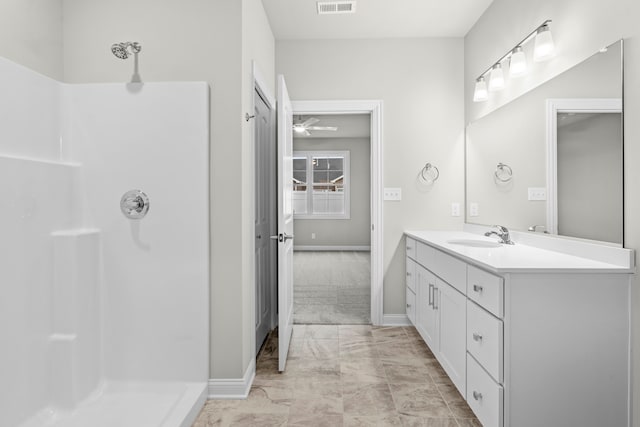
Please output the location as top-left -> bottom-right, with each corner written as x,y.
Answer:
207,358 -> 255,399
294,245 -> 370,251
382,314 -> 411,326
545,98 -> 622,236
292,100 -> 384,326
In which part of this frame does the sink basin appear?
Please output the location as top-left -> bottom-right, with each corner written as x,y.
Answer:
447,239 -> 503,248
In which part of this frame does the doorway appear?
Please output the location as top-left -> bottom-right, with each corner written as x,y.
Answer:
292,100 -> 383,326
291,113 -> 372,324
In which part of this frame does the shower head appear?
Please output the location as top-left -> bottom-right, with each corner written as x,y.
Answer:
111,42 -> 142,60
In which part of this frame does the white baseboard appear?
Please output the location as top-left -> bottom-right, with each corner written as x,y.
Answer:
294,245 -> 370,251
207,358 -> 255,399
382,314 -> 411,326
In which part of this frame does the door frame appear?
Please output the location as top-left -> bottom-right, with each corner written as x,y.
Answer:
252,62 -> 278,337
545,98 -> 622,236
291,99 -> 384,326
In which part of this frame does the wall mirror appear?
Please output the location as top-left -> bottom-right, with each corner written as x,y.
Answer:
466,39 -> 623,245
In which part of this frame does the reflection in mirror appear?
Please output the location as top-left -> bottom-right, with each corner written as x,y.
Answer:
466,40 -> 623,245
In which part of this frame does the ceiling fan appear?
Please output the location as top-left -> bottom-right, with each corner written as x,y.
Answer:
292,117 -> 338,136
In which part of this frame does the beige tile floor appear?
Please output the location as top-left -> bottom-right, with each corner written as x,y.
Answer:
192,325 -> 481,426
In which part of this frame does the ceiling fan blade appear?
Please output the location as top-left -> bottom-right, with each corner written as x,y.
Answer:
307,126 -> 338,131
303,130 -> 311,136
301,117 -> 320,126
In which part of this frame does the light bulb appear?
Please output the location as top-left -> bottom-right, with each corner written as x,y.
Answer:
488,63 -> 505,92
509,46 -> 527,77
534,24 -> 555,62
473,77 -> 488,102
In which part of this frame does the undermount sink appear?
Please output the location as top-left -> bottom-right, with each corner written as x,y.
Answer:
447,239 -> 503,248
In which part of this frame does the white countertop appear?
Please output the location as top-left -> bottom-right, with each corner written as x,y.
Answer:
405,230 -> 635,274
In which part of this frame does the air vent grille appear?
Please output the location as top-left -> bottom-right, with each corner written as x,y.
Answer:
317,1 -> 356,15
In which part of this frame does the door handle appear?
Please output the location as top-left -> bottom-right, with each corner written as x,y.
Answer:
428,284 -> 433,307
433,287 -> 438,310
270,233 -> 294,242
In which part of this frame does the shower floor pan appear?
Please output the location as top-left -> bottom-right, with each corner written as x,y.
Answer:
20,381 -> 207,427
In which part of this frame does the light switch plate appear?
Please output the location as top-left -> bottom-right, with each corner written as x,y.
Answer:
528,187 -> 547,201
384,188 -> 402,201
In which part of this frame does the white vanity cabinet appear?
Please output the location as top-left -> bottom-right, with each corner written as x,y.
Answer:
405,231 -> 633,427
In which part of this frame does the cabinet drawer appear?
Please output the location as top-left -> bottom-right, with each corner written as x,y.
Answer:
467,266 -> 504,318
416,242 -> 435,269
467,354 -> 504,427
406,286 -> 416,325
467,300 -> 503,383
406,258 -> 416,292
432,250 -> 466,294
406,237 -> 417,260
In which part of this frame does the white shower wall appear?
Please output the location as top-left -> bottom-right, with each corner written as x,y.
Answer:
0,56 -> 209,427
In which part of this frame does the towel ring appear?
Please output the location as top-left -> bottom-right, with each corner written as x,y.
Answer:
420,163 -> 440,184
494,163 -> 513,182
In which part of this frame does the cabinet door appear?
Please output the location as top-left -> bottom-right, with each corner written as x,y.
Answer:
416,265 -> 438,352
406,286 -> 416,325
436,278 -> 467,396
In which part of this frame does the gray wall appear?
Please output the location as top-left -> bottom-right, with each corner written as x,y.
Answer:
293,137 -> 371,247
277,38 -> 465,315
464,0 -> 640,421
0,0 -> 63,79
557,113 -> 622,243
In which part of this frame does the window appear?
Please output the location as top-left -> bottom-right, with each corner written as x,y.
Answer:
292,151 -> 350,219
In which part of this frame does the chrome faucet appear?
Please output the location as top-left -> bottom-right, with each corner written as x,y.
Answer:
484,225 -> 515,245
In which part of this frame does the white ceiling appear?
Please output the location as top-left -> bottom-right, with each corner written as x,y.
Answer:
293,114 -> 370,139
261,0 -> 494,40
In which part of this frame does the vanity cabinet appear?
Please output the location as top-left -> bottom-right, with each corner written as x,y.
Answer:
404,231 -> 632,427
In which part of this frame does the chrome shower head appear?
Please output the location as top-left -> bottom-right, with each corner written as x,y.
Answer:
111,42 -> 142,60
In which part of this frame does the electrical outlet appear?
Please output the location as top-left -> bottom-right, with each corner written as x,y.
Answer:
451,203 -> 460,217
384,188 -> 402,201
470,202 -> 479,217
311,233 -> 316,240
528,187 -> 547,201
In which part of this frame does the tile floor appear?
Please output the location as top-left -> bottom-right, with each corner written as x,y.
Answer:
192,325 -> 481,426
294,251 -> 371,324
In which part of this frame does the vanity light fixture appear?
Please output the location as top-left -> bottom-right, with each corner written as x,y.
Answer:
473,77 -> 488,102
472,20 -> 554,102
533,24 -> 555,62
489,63 -> 505,91
509,46 -> 527,77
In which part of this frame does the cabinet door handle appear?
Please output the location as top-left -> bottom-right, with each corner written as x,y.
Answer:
472,391 -> 483,401
428,283 -> 434,306
473,333 -> 483,342
473,284 -> 483,293
433,287 -> 439,310
406,272 -> 411,277
406,303 -> 411,308
406,246 -> 411,250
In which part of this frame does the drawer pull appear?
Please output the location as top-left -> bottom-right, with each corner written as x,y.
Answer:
406,272 -> 411,277
406,246 -> 411,250
472,391 -> 483,401
428,283 -> 434,306
473,284 -> 484,293
472,333 -> 483,342
406,303 -> 411,308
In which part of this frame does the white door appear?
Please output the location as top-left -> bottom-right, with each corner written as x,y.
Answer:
275,75 -> 294,371
416,265 -> 438,351
436,279 -> 467,396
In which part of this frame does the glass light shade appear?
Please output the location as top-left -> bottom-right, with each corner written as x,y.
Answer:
534,25 -> 555,62
509,46 -> 527,77
473,77 -> 488,102
488,63 -> 505,92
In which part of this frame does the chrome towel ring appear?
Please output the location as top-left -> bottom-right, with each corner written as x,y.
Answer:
494,163 -> 513,182
420,163 -> 440,184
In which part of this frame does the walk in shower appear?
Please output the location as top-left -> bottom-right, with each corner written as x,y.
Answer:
0,56 -> 209,427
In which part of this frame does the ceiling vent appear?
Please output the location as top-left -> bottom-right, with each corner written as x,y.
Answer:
316,1 -> 356,15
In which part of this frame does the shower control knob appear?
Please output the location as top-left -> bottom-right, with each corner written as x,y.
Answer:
120,190 -> 150,219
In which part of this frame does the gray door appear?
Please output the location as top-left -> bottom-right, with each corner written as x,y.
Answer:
255,90 -> 276,353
